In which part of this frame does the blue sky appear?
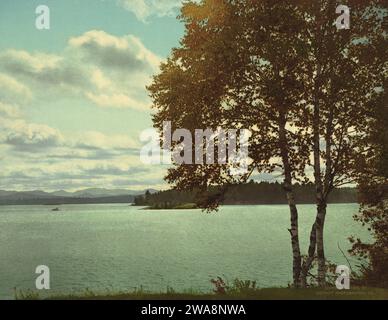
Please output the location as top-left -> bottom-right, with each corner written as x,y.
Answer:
0,0 -> 186,191
0,0 -> 184,56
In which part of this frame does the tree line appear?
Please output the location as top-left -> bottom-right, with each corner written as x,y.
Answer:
134,182 -> 356,207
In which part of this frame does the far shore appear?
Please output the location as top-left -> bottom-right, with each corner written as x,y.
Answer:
0,202 -> 359,207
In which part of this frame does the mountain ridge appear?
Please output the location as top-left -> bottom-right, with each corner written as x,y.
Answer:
0,188 -> 158,205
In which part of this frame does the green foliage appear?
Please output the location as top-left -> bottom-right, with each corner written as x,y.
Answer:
210,277 -> 258,296
374,79 -> 388,178
349,63 -> 388,288
349,179 -> 388,288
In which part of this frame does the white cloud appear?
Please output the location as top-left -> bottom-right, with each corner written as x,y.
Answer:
73,130 -> 139,150
118,0 -> 183,22
0,102 -> 22,118
0,49 -> 61,73
0,73 -> 32,103
0,50 -> 88,94
0,113 -> 153,190
0,116 -> 139,153
0,118 -> 64,150
0,151 -> 161,191
0,30 -> 161,111
85,92 -> 150,110
69,30 -> 160,72
91,68 -> 112,89
0,29 -> 165,191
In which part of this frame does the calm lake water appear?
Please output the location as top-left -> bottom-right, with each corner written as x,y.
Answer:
0,203 -> 367,299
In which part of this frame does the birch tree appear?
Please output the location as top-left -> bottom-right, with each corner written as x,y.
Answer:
149,0 -> 310,287
148,0 -> 386,287
297,0 -> 386,285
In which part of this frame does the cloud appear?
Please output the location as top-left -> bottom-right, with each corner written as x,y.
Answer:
45,148 -> 137,161
0,154 -> 158,191
0,29 -> 165,191
0,102 -> 22,118
73,130 -> 139,151
85,92 -> 149,110
0,113 -> 159,190
0,50 -> 89,91
83,164 -> 147,176
118,0 -> 183,22
69,30 -> 160,72
35,161 -> 144,178
91,68 -> 112,89
0,30 -> 161,110
0,73 -> 32,103
0,50 -> 60,72
0,118 -> 64,151
0,114 -> 140,156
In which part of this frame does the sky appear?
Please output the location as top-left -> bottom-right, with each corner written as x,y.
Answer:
0,0 -> 187,191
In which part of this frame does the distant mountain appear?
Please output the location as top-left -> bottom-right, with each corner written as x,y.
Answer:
0,188 -> 159,205
68,188 -> 157,198
0,190 -> 19,197
0,190 -> 56,200
71,188 -> 132,198
49,190 -> 73,197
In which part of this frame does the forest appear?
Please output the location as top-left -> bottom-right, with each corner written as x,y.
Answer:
133,182 -> 356,208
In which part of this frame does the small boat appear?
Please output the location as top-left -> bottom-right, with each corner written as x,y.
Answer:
52,207 -> 60,212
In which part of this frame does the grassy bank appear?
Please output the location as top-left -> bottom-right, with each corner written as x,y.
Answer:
15,287 -> 388,300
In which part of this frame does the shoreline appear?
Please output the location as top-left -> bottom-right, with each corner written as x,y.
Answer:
14,287 -> 388,301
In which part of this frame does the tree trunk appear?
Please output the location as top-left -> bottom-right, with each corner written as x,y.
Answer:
312,55 -> 328,286
283,181 -> 302,287
300,222 -> 317,287
316,201 -> 327,286
279,115 -> 301,287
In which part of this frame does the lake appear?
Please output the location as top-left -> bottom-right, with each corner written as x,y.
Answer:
0,203 -> 367,299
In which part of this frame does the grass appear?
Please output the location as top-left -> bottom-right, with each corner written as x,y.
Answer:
14,287 -> 388,300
